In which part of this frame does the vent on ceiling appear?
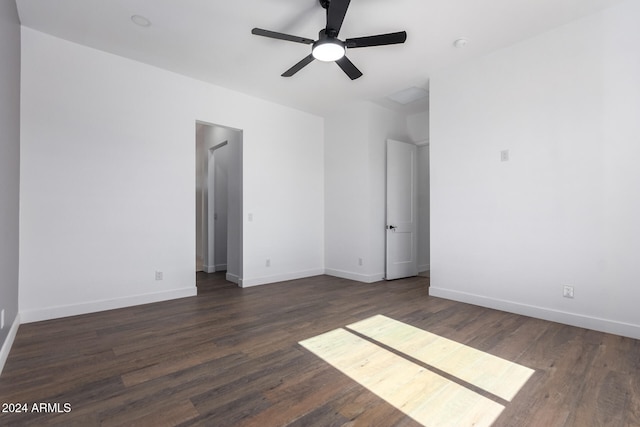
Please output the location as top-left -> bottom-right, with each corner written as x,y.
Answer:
387,87 -> 428,105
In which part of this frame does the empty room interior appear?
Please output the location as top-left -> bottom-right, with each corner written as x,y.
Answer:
1,0 -> 639,425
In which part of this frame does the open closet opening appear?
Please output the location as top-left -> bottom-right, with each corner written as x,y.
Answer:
195,121 -> 243,285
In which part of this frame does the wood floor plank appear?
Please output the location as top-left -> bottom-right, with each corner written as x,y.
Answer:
336,389 -> 422,427
0,272 -> 638,426
120,342 -> 221,387
101,399 -> 200,427
299,328 -> 505,427
237,367 -> 355,427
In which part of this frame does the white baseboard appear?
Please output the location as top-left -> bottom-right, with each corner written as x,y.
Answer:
203,264 -> 227,273
324,268 -> 385,284
0,314 -> 20,376
418,264 -> 430,273
20,287 -> 197,324
429,287 -> 640,340
226,272 -> 240,285
240,268 -> 325,288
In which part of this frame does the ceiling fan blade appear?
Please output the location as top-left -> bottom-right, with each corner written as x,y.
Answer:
335,56 -> 362,80
345,31 -> 407,48
252,28 -> 314,45
326,0 -> 351,35
282,54 -> 315,77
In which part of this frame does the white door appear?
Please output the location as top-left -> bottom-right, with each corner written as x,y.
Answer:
386,139 -> 418,280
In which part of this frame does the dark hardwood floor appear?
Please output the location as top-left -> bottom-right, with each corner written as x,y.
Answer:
1,273 -> 639,426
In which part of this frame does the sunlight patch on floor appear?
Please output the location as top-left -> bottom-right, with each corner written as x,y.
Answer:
347,315 -> 534,401
299,315 -> 534,427
300,328 -> 504,427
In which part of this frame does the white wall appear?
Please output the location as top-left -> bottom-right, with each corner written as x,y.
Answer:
19,27 -> 324,321
195,125 -> 205,271
324,102 -> 409,282
417,145 -> 430,272
407,110 -> 429,144
224,129 -> 243,284
324,105 -> 370,281
407,110 -> 430,272
430,0 -> 640,339
0,0 -> 21,373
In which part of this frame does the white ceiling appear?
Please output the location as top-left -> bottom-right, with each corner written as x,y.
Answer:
16,0 -> 624,117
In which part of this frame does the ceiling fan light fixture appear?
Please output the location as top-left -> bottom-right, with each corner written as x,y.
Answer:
251,0 -> 406,79
312,39 -> 345,62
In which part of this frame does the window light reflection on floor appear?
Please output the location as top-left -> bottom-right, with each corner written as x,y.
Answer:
298,315 -> 534,427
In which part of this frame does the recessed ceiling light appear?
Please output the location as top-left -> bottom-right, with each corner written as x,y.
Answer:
131,14 -> 151,27
387,87 -> 428,105
453,38 -> 469,48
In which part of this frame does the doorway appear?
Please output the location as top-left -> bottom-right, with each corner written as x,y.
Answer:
385,139 -> 430,281
385,139 -> 418,280
195,122 -> 243,284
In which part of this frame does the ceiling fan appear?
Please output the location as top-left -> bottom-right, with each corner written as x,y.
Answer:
251,0 -> 407,80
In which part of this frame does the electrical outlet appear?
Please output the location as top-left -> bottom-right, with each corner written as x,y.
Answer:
155,271 -> 163,281
358,258 -> 363,266
265,259 -> 271,267
563,285 -> 574,299
501,149 -> 509,162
